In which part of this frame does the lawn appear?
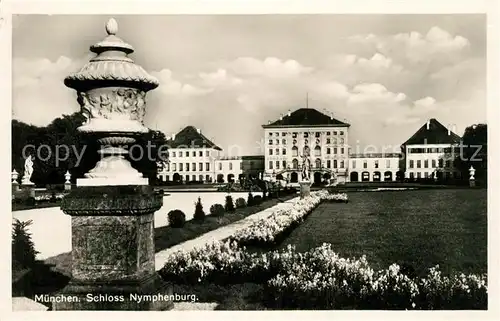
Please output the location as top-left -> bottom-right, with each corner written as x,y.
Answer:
277,188 -> 487,278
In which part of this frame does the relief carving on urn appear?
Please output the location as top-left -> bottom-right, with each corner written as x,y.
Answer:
77,88 -> 147,124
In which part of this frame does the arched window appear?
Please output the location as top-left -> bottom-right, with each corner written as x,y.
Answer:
315,158 -> 321,169
303,145 -> 310,156
314,146 -> 321,156
292,158 -> 299,169
292,146 -> 298,157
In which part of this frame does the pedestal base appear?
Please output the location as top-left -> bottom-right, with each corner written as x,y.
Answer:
53,274 -> 174,310
299,181 -> 311,198
469,179 -> 476,187
12,182 -> 20,192
64,183 -> 72,191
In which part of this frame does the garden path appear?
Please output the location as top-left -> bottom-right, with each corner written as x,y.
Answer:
154,197 -> 298,271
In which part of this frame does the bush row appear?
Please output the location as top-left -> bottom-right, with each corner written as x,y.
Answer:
167,188 -> 297,228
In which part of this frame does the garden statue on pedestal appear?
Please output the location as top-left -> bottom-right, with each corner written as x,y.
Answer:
21,155 -> 34,186
64,171 -> 72,190
469,166 -> 476,187
299,154 -> 312,198
12,169 -> 20,192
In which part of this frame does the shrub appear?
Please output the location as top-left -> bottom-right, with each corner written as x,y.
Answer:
225,195 -> 235,212
167,209 -> 186,228
12,219 -> 39,270
247,191 -> 254,206
210,203 -> 225,217
253,195 -> 262,205
235,197 -> 247,209
193,197 -> 205,221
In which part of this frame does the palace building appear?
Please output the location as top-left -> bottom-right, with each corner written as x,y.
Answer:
261,108 -> 351,185
349,153 -> 403,182
401,118 -> 462,180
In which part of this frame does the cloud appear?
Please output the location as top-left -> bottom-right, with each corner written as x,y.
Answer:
151,69 -> 213,96
348,83 -> 407,105
228,57 -> 313,78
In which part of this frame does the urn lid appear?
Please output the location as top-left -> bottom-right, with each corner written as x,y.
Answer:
64,18 -> 159,92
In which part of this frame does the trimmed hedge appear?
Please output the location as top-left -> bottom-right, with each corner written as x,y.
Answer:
210,203 -> 225,217
235,197 -> 247,209
168,209 -> 186,228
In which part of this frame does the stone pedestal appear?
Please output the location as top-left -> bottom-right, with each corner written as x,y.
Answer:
12,182 -> 20,192
299,181 -> 311,198
469,179 -> 476,187
54,185 -> 173,311
64,183 -> 72,191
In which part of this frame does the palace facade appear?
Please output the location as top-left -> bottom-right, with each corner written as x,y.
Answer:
261,108 -> 351,184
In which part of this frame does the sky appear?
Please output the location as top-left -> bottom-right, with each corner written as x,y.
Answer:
12,14 -> 486,155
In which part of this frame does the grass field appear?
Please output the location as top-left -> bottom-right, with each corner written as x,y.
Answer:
278,188 -> 487,277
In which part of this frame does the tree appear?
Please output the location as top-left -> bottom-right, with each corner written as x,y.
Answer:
455,124 -> 487,185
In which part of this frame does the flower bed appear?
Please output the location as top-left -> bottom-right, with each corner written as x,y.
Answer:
322,192 -> 348,203
159,241 -> 487,309
229,191 -> 327,246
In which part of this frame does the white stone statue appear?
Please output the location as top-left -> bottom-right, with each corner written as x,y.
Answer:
469,166 -> 476,180
22,155 -> 34,185
300,155 -> 311,181
12,169 -> 19,184
65,171 -> 72,184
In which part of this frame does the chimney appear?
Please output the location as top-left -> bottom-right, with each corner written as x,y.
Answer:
280,113 -> 283,120
172,133 -> 176,140
288,109 -> 291,117
426,120 -> 430,130
197,128 -> 201,134
330,112 -> 334,120
268,120 -> 271,125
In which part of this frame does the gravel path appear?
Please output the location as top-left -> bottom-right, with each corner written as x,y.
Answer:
155,197 -> 298,271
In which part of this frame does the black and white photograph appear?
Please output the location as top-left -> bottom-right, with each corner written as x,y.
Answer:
3,0 -> 497,317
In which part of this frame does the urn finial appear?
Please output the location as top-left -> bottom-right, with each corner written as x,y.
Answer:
106,18 -> 118,35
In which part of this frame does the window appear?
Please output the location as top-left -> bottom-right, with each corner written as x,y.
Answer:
269,139 -> 273,145
192,175 -> 196,181
315,132 -> 320,138
409,160 -> 414,168
315,159 -> 321,168
275,148 -> 279,155
432,159 -> 436,168
340,131 -> 344,136
374,160 -> 379,168
219,163 -> 222,170
172,152 -> 176,157
292,132 -> 297,138
206,151 -> 209,157
229,163 -> 233,170
326,138 -> 331,144
282,139 -> 286,145
327,148 -> 331,155
172,163 -> 177,171
269,132 -> 273,136
410,172 -> 415,179
314,146 -> 321,156
275,132 -> 279,137
334,160 -> 338,168
439,159 -> 444,168
269,149 -> 273,155
199,163 -> 203,171
445,160 -> 451,168
386,160 -> 390,168
185,175 -> 189,181
276,139 -> 280,145
417,172 -> 421,179
199,151 -> 202,157
417,160 -> 421,168
424,160 -> 428,168
282,148 -> 286,155
206,174 -> 210,181
340,160 -> 344,168
282,160 -> 287,169
199,175 -> 203,181
240,162 -> 243,170
333,131 -> 338,135
352,160 -> 356,169
206,162 -> 210,171
424,172 -> 429,178
179,151 -> 183,157
327,160 -> 331,168
276,161 -> 280,169
334,148 -> 338,154
282,132 -> 286,136
269,161 -> 273,169
186,151 -> 190,157
166,175 -> 170,181
340,138 -> 345,144
304,132 -> 309,138
192,163 -> 196,171
179,163 -> 183,171
186,163 -> 190,171
326,131 -> 331,136
341,148 -> 344,154
363,161 -> 368,169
